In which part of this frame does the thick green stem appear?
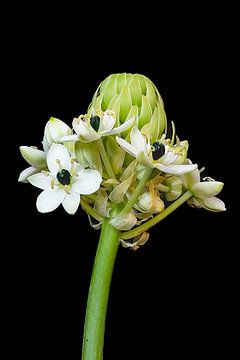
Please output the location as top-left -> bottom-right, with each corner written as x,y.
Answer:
120,190 -> 193,239
120,167 -> 153,215
82,220 -> 120,360
97,139 -> 116,179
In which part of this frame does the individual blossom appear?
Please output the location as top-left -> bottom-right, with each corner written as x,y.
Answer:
43,117 -> 72,151
61,110 -> 134,143
182,161 -> 226,211
28,144 -> 102,214
116,126 -> 197,175
19,117 -> 72,183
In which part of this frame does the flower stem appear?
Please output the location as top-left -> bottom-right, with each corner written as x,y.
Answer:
81,199 -> 104,222
120,190 -> 193,239
120,167 -> 153,215
97,139 -> 116,179
82,220 -> 120,359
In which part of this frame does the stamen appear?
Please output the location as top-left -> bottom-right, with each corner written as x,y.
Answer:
51,178 -> 55,189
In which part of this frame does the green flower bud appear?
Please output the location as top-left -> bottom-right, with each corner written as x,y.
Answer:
88,73 -> 167,140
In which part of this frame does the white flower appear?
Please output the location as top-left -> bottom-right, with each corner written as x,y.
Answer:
43,117 -> 72,151
28,144 -> 102,214
116,126 -> 197,175
18,146 -> 47,183
182,163 -> 226,212
19,118 -> 72,183
61,110 -> 134,143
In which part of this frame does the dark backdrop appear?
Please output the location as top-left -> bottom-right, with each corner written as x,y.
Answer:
10,7 -> 235,360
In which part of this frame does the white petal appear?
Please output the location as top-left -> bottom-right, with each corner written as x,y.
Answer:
94,189 -> 109,217
47,144 -> 71,176
47,117 -> 71,143
109,174 -> 134,203
72,169 -> 102,195
87,215 -> 102,230
160,151 -> 178,165
28,172 -> 52,190
191,181 -> 224,198
130,126 -> 148,155
137,151 -> 154,168
60,134 -> 79,142
18,166 -> 39,183
73,118 -> 100,142
137,192 -> 152,211
20,146 -> 46,168
62,190 -> 80,214
202,197 -> 226,212
116,137 -> 137,157
154,162 -> 198,175
101,117 -> 134,136
36,188 -> 65,213
182,163 -> 200,189
110,213 -> 137,231
99,112 -> 115,132
42,134 -> 50,152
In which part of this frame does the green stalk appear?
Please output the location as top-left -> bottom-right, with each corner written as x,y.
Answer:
120,167 -> 153,214
82,220 -> 120,360
81,200 -> 103,222
97,139 -> 116,179
120,190 -> 193,239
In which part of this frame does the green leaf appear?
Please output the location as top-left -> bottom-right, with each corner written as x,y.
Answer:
119,85 -> 132,123
145,77 -> 156,111
109,174 -> 134,203
142,106 -> 160,143
102,74 -> 117,110
157,104 -> 167,137
116,73 -> 127,94
121,104 -> 138,138
136,74 -> 147,95
106,137 -> 125,175
75,141 -> 102,175
129,75 -> 142,106
138,95 -> 152,128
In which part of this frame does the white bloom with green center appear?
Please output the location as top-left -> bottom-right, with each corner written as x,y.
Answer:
61,110 -> 134,143
116,126 -> 197,175
182,162 -> 226,212
28,144 -> 102,214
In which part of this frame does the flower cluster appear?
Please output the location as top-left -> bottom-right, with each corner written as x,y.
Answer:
19,74 -> 225,249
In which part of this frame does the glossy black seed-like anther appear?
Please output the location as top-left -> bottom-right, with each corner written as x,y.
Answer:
152,142 -> 165,160
57,169 -> 71,185
90,116 -> 100,132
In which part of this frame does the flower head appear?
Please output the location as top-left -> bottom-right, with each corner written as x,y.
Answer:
28,144 -> 102,214
116,126 -> 197,175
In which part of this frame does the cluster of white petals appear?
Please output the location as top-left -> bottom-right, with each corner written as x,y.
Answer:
19,109 -> 225,247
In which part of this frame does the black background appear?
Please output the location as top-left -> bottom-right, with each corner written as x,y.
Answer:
8,6 -> 236,360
